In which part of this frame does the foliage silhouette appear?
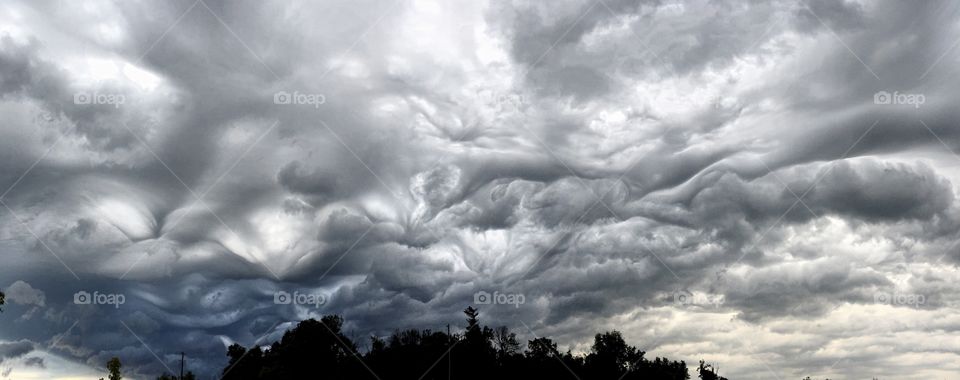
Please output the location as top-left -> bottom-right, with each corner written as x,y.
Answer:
98,357 -> 122,380
155,371 -> 195,380
697,359 -> 727,380
217,307 -> 702,380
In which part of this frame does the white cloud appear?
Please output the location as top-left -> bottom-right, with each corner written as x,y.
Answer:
0,0 -> 959,378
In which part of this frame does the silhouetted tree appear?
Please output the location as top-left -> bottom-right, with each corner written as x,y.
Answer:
462,306 -> 487,346
521,336 -> 571,378
0,289 -> 5,311
215,309 -> 703,380
260,315 -> 362,379
586,331 -> 643,379
454,306 -> 495,380
222,343 -> 263,380
526,337 -> 557,358
106,357 -> 122,380
698,359 -> 727,380
492,326 -> 520,359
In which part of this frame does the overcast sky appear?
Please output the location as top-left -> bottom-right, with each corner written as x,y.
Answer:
1,0 -> 960,379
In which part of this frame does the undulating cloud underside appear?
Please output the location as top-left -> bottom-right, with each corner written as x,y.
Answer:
0,0 -> 959,379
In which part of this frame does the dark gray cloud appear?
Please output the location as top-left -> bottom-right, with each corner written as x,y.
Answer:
23,356 -> 44,368
1,0 -> 959,379
0,340 -> 34,364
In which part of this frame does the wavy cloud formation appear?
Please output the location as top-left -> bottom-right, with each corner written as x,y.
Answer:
1,0 -> 959,379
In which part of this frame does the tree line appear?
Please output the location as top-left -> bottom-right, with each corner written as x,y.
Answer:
217,306 -> 723,380
0,291 -> 856,380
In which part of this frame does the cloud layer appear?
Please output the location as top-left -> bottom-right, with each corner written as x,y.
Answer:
1,0 -> 960,379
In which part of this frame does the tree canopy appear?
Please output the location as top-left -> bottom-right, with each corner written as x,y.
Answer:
97,357 -> 122,380
217,307 -> 701,380
93,307 -> 879,380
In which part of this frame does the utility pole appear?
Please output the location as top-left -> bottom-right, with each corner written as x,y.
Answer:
179,352 -> 184,380
446,324 -> 451,380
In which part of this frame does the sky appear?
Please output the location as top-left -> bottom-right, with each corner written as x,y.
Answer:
1,0 -> 959,379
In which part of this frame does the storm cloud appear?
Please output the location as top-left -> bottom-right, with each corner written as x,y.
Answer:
1,0 -> 960,379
